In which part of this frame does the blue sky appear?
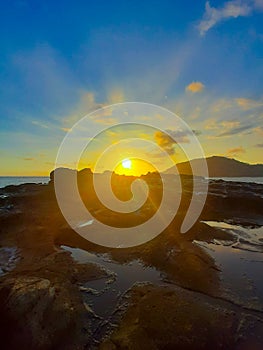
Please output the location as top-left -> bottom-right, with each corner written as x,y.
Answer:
0,0 -> 263,175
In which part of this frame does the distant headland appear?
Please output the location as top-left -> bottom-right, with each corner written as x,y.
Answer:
165,156 -> 263,177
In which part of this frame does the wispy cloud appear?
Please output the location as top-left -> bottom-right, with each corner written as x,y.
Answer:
107,89 -> 125,104
202,96 -> 263,139
254,0 -> 263,10
154,129 -> 193,155
209,97 -> 263,114
198,1 -> 256,36
235,97 -> 263,110
31,120 -> 50,129
227,146 -> 246,156
254,126 -> 263,135
23,157 -> 35,161
217,124 -> 253,137
91,117 -> 118,125
210,99 -> 236,113
205,119 -> 240,130
185,81 -> 205,93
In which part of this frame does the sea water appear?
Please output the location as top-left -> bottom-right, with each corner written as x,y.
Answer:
0,176 -> 49,188
209,177 -> 263,184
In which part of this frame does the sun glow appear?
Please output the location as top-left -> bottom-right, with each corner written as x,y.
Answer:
115,158 -> 156,176
122,159 -> 132,169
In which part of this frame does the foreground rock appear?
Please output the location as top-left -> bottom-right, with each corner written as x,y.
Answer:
0,251 -> 108,350
0,171 -> 262,349
101,284 -> 263,350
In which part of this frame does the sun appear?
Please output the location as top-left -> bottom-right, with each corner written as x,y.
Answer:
115,158 -> 156,176
122,158 -> 132,169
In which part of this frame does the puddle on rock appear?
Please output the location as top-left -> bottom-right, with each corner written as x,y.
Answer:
195,221 -> 263,311
62,245 -> 162,343
0,247 -> 20,276
203,221 -> 263,252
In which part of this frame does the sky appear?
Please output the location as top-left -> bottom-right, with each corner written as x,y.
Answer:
0,0 -> 263,175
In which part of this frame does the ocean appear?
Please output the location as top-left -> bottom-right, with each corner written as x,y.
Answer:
0,176 -> 50,188
208,177 -> 263,184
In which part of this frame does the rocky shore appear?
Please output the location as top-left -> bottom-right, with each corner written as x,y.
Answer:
0,172 -> 263,349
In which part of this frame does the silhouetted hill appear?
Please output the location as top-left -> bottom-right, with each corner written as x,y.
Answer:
165,156 -> 263,177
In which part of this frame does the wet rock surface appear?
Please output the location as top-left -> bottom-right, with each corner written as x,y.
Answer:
100,284 -> 263,350
0,173 -> 262,349
0,250 -> 108,350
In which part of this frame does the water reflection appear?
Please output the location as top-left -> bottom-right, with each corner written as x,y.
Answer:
62,245 -> 161,317
195,222 -> 263,311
